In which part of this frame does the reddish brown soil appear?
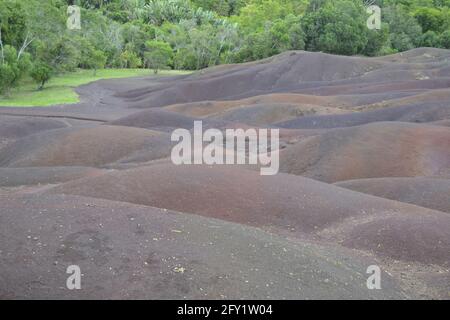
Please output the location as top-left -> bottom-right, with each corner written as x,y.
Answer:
279,122 -> 450,183
335,177 -> 450,214
1,48 -> 450,299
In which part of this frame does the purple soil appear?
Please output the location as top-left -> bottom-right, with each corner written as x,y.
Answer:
340,213 -> 450,267
1,48 -> 450,299
279,122 -> 450,183
0,193 -> 408,299
0,125 -> 172,168
47,164 -> 450,270
0,166 -> 104,187
335,177 -> 450,214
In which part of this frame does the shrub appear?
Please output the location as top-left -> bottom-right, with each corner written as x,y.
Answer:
30,62 -> 52,90
144,40 -> 173,74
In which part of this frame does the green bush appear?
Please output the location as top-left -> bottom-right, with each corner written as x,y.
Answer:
119,50 -> 142,68
0,45 -> 31,96
383,5 -> 423,52
420,30 -> 441,47
303,0 -> 368,55
362,24 -> 390,56
30,62 -> 52,90
414,7 -> 445,33
144,40 -> 173,73
440,30 -> 450,49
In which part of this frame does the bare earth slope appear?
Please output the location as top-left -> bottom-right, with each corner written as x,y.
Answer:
335,177 -> 450,214
48,164 -> 450,269
0,194 -> 407,299
1,48 -> 450,299
279,122 -> 450,183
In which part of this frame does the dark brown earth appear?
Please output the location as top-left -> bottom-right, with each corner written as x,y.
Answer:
1,48 -> 450,299
279,122 -> 450,182
335,177 -> 450,214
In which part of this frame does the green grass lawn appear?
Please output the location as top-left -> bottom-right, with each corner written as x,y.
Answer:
0,69 -> 190,107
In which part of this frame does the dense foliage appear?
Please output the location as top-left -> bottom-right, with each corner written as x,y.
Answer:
1,0 -> 450,94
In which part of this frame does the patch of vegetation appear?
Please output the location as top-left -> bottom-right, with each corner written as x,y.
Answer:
0,68 -> 190,107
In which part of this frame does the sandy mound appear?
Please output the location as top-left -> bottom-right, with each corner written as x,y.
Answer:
279,122 -> 450,182
46,163 -> 450,271
338,213 -> 450,267
430,119 -> 450,127
109,48 -> 450,110
277,101 -> 450,129
0,193 -> 407,299
109,109 -> 200,132
108,108 -> 230,133
48,164 -> 429,233
115,51 -> 385,108
335,177 -> 450,214
375,47 -> 450,63
354,89 -> 450,111
0,126 -> 172,168
205,103 -> 347,126
2,48 -> 450,299
164,93 -> 343,118
0,166 -> 104,187
0,115 -> 68,139
293,78 -> 450,97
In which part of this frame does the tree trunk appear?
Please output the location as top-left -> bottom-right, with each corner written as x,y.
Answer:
3,87 -> 11,98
